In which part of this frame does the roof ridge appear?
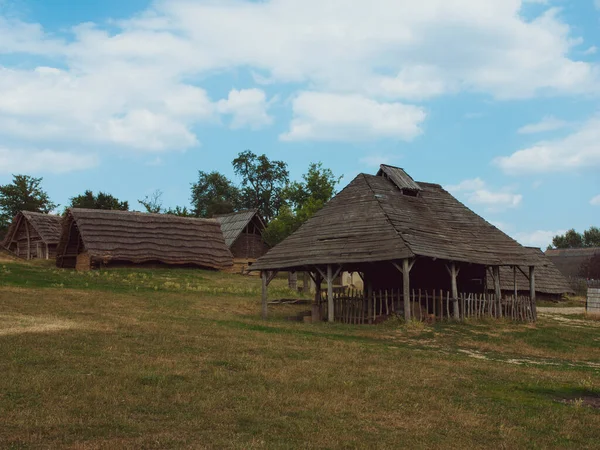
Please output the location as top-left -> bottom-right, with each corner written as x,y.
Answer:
362,174 -> 416,258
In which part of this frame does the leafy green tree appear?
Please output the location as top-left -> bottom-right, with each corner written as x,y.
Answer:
190,171 -> 240,218
550,227 -> 600,249
263,162 -> 341,246
0,175 -> 57,236
583,226 -> 600,248
165,206 -> 193,217
232,150 -> 289,223
69,190 -> 129,211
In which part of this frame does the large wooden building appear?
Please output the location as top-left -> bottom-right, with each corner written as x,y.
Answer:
56,209 -> 233,271
545,247 -> 600,279
253,165 -> 542,323
2,211 -> 62,260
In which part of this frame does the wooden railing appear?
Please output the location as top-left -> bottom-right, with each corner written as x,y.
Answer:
318,288 -> 536,324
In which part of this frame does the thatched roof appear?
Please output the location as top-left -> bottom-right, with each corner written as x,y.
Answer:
545,247 -> 600,278
57,209 -> 233,269
2,211 -> 62,246
214,209 -> 265,248
252,166 -> 539,271
488,247 -> 573,295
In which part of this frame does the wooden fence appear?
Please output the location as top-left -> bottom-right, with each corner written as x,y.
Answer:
318,288 -> 536,324
587,288 -> 600,315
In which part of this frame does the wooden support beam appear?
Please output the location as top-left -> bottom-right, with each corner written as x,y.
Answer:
517,266 -> 530,281
403,258 -> 411,321
493,266 -> 502,318
261,271 -> 268,320
327,265 -> 334,323
529,266 -> 537,322
314,271 -> 322,305
25,221 -> 31,260
450,262 -> 460,320
513,266 -> 518,301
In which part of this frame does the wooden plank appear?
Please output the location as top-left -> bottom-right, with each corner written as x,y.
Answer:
450,262 -> 460,320
493,266 -> 502,318
327,265 -> 334,323
529,266 -> 537,322
403,258 -> 411,321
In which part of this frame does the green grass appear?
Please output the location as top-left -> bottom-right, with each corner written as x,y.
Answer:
0,261 -> 599,449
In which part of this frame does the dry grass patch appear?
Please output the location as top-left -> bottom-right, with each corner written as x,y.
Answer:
0,313 -> 80,336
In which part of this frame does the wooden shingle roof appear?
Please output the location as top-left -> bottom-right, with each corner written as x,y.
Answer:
57,209 -> 233,269
214,209 -> 264,248
2,211 -> 62,247
545,247 -> 600,278
252,168 -> 539,271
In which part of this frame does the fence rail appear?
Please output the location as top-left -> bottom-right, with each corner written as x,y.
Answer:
318,288 -> 536,324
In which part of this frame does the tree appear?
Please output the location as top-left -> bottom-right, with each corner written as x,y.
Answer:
190,171 -> 241,218
232,150 -> 289,223
138,190 -> 164,214
550,227 -> 600,249
69,190 -> 129,211
164,206 -> 193,217
263,162 -> 341,246
0,175 -> 57,236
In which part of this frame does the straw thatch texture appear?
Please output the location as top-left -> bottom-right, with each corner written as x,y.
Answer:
252,169 -> 539,271
56,209 -> 233,270
2,211 -> 62,247
488,248 -> 573,296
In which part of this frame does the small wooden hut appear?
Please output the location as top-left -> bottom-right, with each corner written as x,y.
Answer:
56,209 -> 233,271
2,211 -> 62,260
487,247 -> 573,301
253,165 -> 541,324
214,209 -> 269,273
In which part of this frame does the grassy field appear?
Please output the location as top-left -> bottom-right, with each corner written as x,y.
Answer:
0,261 -> 599,449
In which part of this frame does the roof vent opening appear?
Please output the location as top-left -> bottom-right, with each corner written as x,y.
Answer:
376,165 -> 422,197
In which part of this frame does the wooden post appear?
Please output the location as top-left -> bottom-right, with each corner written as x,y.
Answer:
261,271 -> 268,320
529,266 -> 537,322
403,259 -> 411,321
46,243 -> 50,260
326,265 -> 335,323
25,221 -> 31,260
367,280 -> 373,324
493,266 -> 502,318
450,262 -> 460,320
513,266 -> 518,302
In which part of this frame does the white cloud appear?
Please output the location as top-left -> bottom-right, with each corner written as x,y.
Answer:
447,177 -> 522,212
280,92 -> 426,142
496,117 -> 600,174
0,0 -> 598,161
0,148 -> 99,174
512,229 -> 565,248
517,116 -> 568,134
583,46 -> 597,56
591,195 -> 600,206
216,89 -> 273,129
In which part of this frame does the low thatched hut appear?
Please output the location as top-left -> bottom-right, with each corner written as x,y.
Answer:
253,165 -> 541,323
2,211 -> 62,260
487,247 -> 573,301
56,209 -> 233,271
214,209 -> 269,273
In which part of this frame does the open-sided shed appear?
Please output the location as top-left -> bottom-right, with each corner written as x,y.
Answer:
215,209 -> 269,259
2,211 -> 62,260
253,165 -> 540,323
56,209 -> 233,271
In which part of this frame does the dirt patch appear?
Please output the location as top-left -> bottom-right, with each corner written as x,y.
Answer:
537,307 -> 586,315
0,314 -> 79,336
558,394 -> 600,410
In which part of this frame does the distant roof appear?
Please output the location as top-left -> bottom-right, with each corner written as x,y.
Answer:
252,170 -> 539,271
376,165 -> 422,192
214,209 -> 265,247
57,209 -> 233,269
545,247 -> 600,278
488,247 -> 574,295
2,211 -> 62,247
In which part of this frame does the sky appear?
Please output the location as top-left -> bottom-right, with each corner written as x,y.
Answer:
0,0 -> 599,249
